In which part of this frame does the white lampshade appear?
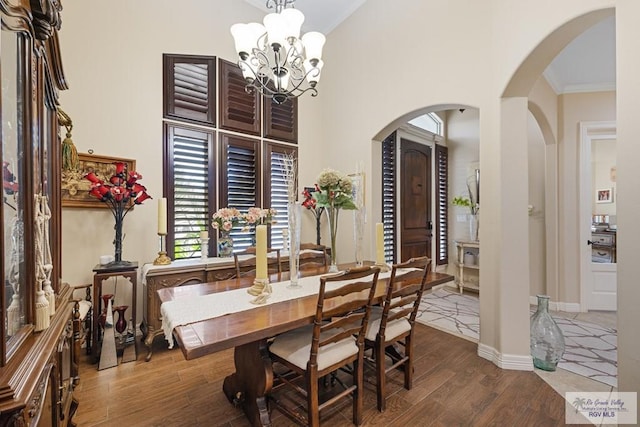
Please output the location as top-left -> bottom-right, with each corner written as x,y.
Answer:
304,59 -> 323,84
230,22 -> 265,56
276,71 -> 289,90
280,8 -> 304,40
239,57 -> 260,81
264,12 -> 288,48
301,31 -> 325,61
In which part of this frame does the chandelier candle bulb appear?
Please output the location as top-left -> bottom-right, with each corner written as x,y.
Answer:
256,225 -> 268,280
157,197 -> 167,235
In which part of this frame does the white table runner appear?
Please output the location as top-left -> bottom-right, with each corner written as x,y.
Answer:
161,268 -> 408,349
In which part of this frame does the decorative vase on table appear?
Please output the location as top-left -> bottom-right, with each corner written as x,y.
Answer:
530,295 -> 565,371
287,202 -> 302,288
85,161 -> 152,267
217,231 -> 234,258
469,213 -> 479,242
325,206 -> 340,273
311,169 -> 358,274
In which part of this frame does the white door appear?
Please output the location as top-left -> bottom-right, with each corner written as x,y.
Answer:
579,122 -> 617,311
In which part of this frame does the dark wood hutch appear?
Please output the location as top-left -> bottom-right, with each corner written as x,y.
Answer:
0,0 -> 78,425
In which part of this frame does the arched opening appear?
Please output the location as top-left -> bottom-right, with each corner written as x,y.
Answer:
371,104 -> 481,342
499,7 -> 617,384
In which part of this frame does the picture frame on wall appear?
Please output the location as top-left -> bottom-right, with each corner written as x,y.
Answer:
61,153 -> 136,208
596,188 -> 613,204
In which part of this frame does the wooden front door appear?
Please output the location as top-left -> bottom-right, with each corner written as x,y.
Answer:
400,139 -> 432,261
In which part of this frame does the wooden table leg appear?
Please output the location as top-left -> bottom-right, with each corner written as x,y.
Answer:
222,340 -> 273,427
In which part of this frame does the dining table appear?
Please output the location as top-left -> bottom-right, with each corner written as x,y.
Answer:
157,262 -> 454,426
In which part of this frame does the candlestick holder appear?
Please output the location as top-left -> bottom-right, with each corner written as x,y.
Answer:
375,261 -> 391,273
153,234 -> 172,265
247,277 -> 270,297
200,237 -> 209,261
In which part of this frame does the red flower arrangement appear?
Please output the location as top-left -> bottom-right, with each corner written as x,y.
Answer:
302,186 -> 325,245
85,161 -> 152,265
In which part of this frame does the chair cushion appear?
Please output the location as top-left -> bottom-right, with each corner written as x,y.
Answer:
77,300 -> 91,321
365,306 -> 412,342
270,324 -> 358,371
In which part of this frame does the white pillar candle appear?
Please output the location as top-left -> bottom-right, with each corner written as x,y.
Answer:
157,198 -> 167,235
200,230 -> 208,240
256,225 -> 268,279
375,222 -> 385,264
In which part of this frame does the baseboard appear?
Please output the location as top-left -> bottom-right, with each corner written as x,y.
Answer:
529,296 -> 581,313
477,343 -> 534,371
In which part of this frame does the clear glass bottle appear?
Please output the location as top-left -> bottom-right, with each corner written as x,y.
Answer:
530,295 -> 566,371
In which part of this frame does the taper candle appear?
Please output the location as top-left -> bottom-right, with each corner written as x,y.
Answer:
158,197 -> 167,236
256,225 -> 268,279
375,222 -> 385,264
157,198 -> 167,235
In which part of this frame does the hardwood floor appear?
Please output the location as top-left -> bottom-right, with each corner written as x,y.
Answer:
73,324 -> 588,426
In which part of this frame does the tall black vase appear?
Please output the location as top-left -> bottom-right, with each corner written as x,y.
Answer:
114,215 -> 123,263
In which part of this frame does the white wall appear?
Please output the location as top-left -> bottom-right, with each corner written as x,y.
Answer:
528,112 -> 547,297
445,108 -> 480,275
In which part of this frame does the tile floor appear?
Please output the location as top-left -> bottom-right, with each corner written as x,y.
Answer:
415,286 -> 619,394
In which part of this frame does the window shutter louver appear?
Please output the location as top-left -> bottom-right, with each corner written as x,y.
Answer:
221,134 -> 260,251
220,59 -> 260,135
382,132 -> 397,263
165,124 -> 214,259
264,97 -> 298,142
435,144 -> 449,265
264,143 -> 298,249
163,55 -> 216,126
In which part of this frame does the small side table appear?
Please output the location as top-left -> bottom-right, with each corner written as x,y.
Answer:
92,262 -> 138,364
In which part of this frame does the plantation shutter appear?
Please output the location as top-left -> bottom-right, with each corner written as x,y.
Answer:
163,54 -> 216,126
264,143 -> 298,248
264,97 -> 298,142
221,134 -> 260,251
381,132 -> 397,263
219,59 -> 260,135
435,144 -> 449,265
164,124 -> 214,259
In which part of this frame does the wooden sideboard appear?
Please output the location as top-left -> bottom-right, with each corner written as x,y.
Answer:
141,258 -> 238,361
142,249 -> 328,361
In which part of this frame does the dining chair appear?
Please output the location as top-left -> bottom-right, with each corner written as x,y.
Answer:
233,247 -> 282,278
297,243 -> 328,270
268,266 -> 381,426
363,256 -> 431,412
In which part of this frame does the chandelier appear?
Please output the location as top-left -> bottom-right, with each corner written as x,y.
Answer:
230,0 -> 326,105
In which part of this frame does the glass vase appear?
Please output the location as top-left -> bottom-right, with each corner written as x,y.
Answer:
530,295 -> 565,371
353,207 -> 365,267
218,230 -> 234,257
469,213 -> 479,241
287,203 -> 302,288
325,206 -> 340,273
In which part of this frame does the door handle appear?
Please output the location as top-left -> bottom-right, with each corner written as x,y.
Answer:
587,240 -> 593,246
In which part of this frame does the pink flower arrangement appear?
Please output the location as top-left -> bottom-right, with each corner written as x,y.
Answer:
211,207 -> 242,232
241,207 -> 277,231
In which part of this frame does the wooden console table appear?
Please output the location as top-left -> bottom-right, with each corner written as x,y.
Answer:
455,240 -> 479,293
141,257 -> 238,361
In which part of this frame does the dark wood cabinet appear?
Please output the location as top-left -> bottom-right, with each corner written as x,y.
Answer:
142,259 -> 236,361
0,1 -> 76,424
